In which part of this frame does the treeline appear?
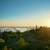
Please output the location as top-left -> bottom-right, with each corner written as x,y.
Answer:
0,26 -> 50,50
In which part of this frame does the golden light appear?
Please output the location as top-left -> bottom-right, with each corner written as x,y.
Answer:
45,19 -> 50,27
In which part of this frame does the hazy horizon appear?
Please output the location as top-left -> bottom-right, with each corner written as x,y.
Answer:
0,0 -> 50,27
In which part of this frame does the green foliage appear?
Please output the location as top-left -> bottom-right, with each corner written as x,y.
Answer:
0,27 -> 50,50
17,38 -> 27,48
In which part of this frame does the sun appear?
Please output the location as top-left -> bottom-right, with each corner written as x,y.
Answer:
45,19 -> 50,27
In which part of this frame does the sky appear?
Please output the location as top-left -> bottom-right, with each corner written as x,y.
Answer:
0,0 -> 50,27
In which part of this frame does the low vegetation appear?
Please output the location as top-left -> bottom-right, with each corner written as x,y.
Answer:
0,26 -> 50,50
